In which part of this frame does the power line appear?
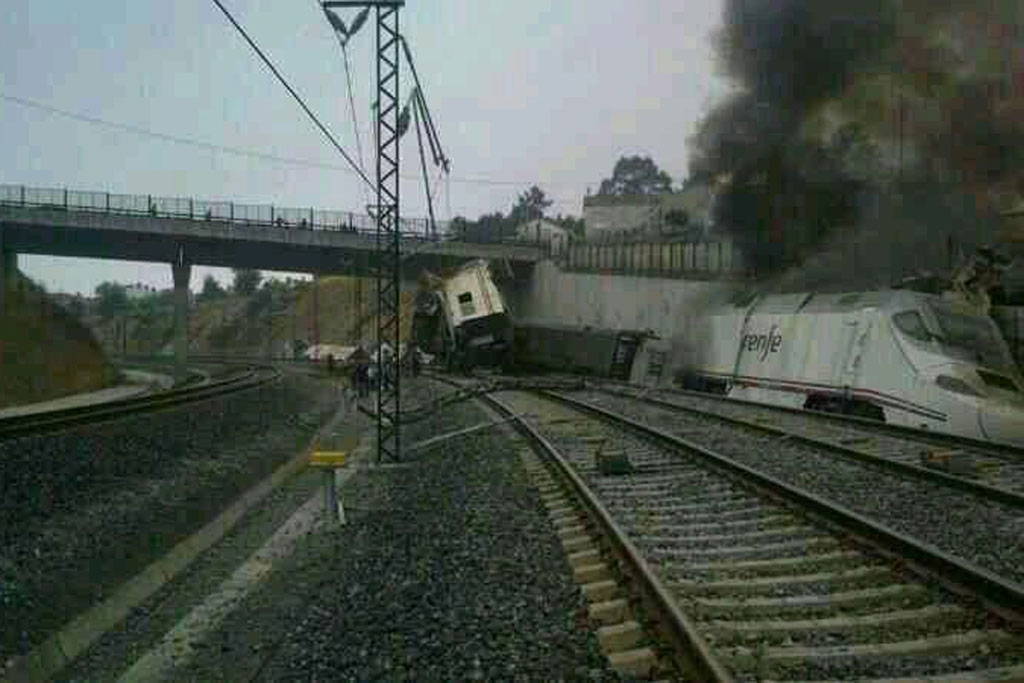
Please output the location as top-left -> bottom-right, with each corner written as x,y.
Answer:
2,92 -> 581,194
313,0 -> 371,208
210,0 -> 374,190
1,92 -> 343,170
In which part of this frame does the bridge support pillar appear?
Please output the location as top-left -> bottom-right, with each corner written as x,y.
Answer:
0,228 -> 16,318
171,259 -> 191,384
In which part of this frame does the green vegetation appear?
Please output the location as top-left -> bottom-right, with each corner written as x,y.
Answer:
232,268 -> 263,296
0,274 -> 120,408
86,274 -> 414,359
199,274 -> 227,302
597,155 -> 673,196
450,184 -> 583,242
95,281 -> 128,320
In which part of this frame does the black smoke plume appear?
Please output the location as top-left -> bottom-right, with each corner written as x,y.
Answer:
690,0 -> 1024,290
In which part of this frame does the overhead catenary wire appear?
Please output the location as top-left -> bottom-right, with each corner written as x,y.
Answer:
342,41 -> 371,207
316,0 -> 371,208
1,92 -> 583,206
210,0 -> 374,190
411,89 -> 437,236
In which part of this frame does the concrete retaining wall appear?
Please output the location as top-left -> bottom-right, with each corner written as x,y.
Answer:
509,260 -> 737,340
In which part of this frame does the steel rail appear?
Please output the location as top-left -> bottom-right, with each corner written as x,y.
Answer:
546,389 -> 1024,618
600,378 -> 1024,458
0,366 -> 280,440
464,383 -> 731,682
593,384 -> 1024,509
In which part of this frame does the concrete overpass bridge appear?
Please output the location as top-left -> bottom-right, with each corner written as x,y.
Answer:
0,184 -> 544,378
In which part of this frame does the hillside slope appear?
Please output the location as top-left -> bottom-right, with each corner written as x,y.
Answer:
0,274 -> 120,408
89,276 -> 415,358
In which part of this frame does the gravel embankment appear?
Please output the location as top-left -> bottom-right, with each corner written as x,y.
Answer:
571,390 -> 1024,585
167,383 -> 625,681
0,371 -> 339,661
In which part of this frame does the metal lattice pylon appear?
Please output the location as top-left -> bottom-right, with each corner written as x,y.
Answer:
374,3 -> 402,463
322,0 -> 404,463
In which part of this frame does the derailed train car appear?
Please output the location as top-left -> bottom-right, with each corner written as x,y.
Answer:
677,289 -> 1024,445
412,259 -> 515,370
513,323 -> 646,380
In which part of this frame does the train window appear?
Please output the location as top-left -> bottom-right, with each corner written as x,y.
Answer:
457,292 -> 476,316
892,311 -> 931,342
929,302 -> 1015,370
977,369 -> 1020,393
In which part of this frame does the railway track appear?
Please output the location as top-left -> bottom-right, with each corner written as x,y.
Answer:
482,386 -> 1024,681
593,383 -> 1024,509
0,364 -> 280,440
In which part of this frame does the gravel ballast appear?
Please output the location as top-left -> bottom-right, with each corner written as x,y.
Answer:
571,390 -> 1024,585
0,371 -> 338,662
165,384 -> 623,681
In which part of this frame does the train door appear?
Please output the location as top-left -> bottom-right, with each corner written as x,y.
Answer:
835,312 -> 873,388
817,311 -> 884,419
610,334 -> 640,380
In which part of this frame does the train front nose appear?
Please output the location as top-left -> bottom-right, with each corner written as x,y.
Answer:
979,402 -> 1024,446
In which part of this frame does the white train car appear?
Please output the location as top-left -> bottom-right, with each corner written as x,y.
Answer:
677,290 -> 1024,445
414,259 -> 514,369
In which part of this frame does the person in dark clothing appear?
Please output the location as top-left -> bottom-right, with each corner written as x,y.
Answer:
349,363 -> 361,399
410,346 -> 421,377
357,362 -> 370,397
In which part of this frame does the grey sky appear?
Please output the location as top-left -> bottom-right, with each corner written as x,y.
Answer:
2,0 -> 727,295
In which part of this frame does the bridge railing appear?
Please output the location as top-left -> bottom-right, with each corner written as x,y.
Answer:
0,183 -> 454,241
560,238 -> 750,278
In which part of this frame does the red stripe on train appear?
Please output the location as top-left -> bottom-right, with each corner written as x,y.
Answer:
695,371 -> 948,422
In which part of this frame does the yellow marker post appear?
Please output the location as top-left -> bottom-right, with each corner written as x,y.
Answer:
310,451 -> 348,468
310,450 -> 348,523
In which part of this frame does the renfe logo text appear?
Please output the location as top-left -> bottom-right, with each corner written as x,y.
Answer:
741,325 -> 782,361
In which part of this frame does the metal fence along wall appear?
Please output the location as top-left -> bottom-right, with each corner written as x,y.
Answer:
562,240 -> 745,277
0,184 -> 447,238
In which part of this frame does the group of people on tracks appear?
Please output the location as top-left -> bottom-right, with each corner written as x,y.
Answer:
325,343 -> 423,410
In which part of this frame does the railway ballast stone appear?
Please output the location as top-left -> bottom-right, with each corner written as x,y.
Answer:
181,384 -> 631,680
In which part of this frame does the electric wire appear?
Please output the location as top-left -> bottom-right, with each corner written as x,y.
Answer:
342,43 -> 371,209
210,0 -> 374,190
3,91 -> 577,194
314,0 -> 371,207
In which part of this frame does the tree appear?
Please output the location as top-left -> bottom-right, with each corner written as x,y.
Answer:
64,295 -> 86,319
131,295 -> 163,352
508,185 -> 553,225
476,211 -> 510,242
200,274 -> 226,302
551,214 -> 585,238
232,269 -> 262,296
453,212 -> 508,243
598,155 -> 673,196
95,282 -> 127,320
450,216 -> 471,240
